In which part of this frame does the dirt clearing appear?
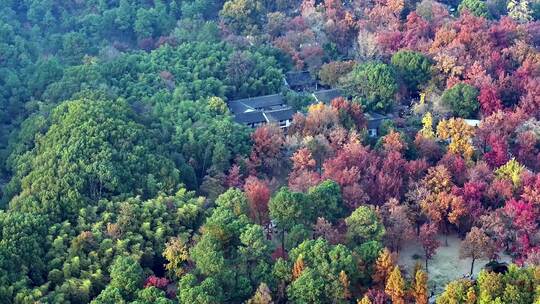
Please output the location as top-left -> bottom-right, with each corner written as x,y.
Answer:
397,234 -> 512,295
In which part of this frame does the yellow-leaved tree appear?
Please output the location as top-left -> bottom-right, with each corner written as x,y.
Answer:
163,237 -> 190,279
339,270 -> 352,300
495,158 -> 526,188
357,295 -> 372,304
247,282 -> 273,304
413,268 -> 429,304
385,266 -> 405,304
436,118 -> 475,160
373,248 -> 396,287
420,112 -> 435,139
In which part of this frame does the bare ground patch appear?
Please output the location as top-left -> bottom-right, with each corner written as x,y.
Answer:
397,234 -> 512,295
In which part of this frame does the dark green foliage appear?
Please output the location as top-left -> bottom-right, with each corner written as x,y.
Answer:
287,239 -> 356,304
284,90 -> 316,112
269,183 -> 347,251
533,1 -> 540,20
9,97 -> 180,220
0,0 -> 185,163
42,42 -> 283,104
133,287 -> 173,304
391,51 -> 432,94
172,19 -> 221,44
0,8 -> 283,185
269,188 -> 312,238
487,0 -> 509,19
182,0 -> 227,19
3,189 -> 204,302
345,206 -> 386,246
135,43 -> 282,101
92,287 -> 126,304
152,97 -> 251,186
1,110 -> 50,207
287,268 -> 326,303
0,211 -> 49,294
219,0 -> 266,35
441,83 -> 480,118
109,256 -> 144,300
179,274 -> 224,304
356,240 -> 384,283
307,180 -> 345,223
185,189 -> 273,303
285,224 -> 312,250
357,241 -> 384,264
342,62 -> 398,113
1,1 -> 538,303
4,0 -> 180,56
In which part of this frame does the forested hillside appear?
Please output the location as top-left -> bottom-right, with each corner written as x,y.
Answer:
0,0 -> 539,303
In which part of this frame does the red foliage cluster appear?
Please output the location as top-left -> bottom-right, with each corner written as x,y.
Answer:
244,176 -> 271,225
419,223 -> 440,263
484,135 -> 509,168
331,97 -> 366,130
248,125 -> 285,175
144,275 -> 169,290
322,140 -> 407,208
242,0 -> 540,269
288,148 -> 321,192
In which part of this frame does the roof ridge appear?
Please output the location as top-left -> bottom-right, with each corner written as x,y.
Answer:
264,107 -> 293,113
234,93 -> 282,100
261,111 -> 270,123
239,101 -> 255,110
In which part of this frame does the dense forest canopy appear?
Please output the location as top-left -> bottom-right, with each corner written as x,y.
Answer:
0,0 -> 539,303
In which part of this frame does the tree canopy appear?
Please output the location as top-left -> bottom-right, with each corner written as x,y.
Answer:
9,97 -> 180,220
441,83 -> 480,118
1,0 -> 539,303
391,51 -> 432,95
342,62 -> 398,113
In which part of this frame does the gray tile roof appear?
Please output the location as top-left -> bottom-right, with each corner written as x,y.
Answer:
233,111 -> 267,124
229,94 -> 285,114
365,112 -> 389,129
228,101 -> 251,114
266,108 -> 296,122
228,93 -> 296,127
365,112 -> 387,120
313,89 -> 343,104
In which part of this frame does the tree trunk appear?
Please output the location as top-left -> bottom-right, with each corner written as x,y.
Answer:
281,229 -> 285,252
248,260 -> 254,284
425,258 -> 429,274
257,210 -> 263,226
470,258 -> 475,276
444,223 -> 449,246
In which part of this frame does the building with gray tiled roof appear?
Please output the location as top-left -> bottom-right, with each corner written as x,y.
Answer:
228,94 -> 294,129
312,88 -> 343,104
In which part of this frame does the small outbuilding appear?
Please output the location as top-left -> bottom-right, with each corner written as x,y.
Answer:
365,112 -> 390,138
